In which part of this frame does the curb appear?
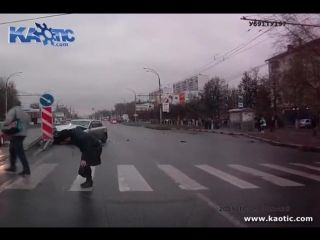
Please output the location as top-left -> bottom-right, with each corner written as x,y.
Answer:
213,130 -> 320,153
173,128 -> 320,153
145,126 -> 171,130
24,137 -> 42,151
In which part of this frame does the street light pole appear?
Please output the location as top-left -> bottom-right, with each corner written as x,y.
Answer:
5,72 -> 22,116
121,98 -> 126,114
143,68 -> 162,124
126,88 -> 137,122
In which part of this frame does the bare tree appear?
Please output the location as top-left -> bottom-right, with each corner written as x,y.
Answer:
260,14 -> 320,52
225,86 -> 239,110
0,77 -> 20,120
238,71 -> 258,109
200,77 -> 228,118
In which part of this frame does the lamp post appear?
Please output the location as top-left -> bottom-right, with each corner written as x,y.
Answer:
121,98 -> 126,114
126,88 -> 137,122
143,68 -> 162,124
5,72 -> 22,116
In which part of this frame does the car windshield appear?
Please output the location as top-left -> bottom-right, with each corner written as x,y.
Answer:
70,120 -> 90,128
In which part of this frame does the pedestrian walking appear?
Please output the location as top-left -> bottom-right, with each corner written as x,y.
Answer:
1,100 -> 31,176
57,128 -> 103,188
260,117 -> 266,133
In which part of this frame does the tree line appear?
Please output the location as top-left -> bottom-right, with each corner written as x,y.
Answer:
0,78 -> 19,121
111,68 -> 273,121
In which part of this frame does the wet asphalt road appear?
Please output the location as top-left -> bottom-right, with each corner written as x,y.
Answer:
0,123 -> 319,227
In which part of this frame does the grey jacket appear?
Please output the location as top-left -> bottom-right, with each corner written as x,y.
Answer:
3,106 -> 30,136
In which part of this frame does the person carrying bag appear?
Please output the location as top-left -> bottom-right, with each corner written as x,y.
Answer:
1,100 -> 31,176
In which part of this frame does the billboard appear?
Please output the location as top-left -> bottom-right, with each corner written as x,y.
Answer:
149,86 -> 173,102
136,103 -> 154,111
162,93 -> 186,105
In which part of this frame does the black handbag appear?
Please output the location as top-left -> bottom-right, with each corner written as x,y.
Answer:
78,165 -> 88,178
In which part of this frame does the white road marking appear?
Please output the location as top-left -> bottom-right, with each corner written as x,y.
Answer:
290,163 -> 320,172
158,165 -> 207,190
117,165 -> 153,192
69,167 -> 96,191
196,193 -> 247,228
7,164 -> 57,190
0,152 -> 55,194
261,164 -> 320,181
229,164 -> 303,187
196,164 -> 259,189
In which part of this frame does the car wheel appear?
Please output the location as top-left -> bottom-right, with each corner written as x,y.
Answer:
101,132 -> 108,143
0,136 -> 4,146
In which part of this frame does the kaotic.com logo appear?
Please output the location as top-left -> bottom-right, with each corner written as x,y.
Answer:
8,22 -> 75,47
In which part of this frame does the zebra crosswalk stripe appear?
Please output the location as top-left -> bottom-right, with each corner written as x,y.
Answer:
196,164 -> 259,189
290,163 -> 320,172
261,164 -> 320,181
158,165 -> 207,190
69,167 -> 96,191
228,164 -> 303,187
7,164 -> 57,190
117,165 -> 153,192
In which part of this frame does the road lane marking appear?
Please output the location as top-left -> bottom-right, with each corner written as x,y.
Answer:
196,164 -> 259,189
229,164 -> 304,187
7,164 -> 57,190
158,165 -> 207,190
117,165 -> 153,192
196,193 -> 247,228
69,167 -> 96,191
290,163 -> 320,171
0,150 -> 55,194
261,164 -> 320,181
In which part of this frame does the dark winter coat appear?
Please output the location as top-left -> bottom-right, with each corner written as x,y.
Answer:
71,129 -> 102,166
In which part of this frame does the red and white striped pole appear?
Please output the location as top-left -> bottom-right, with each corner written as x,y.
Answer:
41,106 -> 53,140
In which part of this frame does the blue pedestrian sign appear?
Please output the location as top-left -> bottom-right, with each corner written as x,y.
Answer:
40,93 -> 54,107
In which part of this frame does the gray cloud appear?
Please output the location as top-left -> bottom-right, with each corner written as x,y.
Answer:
0,14 -> 274,115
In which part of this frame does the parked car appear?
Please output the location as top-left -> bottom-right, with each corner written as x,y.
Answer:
0,122 -> 8,147
53,119 -> 108,144
299,119 -> 312,128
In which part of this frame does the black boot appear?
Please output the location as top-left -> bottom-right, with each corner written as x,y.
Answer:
19,170 -> 31,177
5,167 -> 16,172
80,178 -> 93,188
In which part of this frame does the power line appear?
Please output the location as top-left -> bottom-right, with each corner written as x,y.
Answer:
0,14 -> 71,26
182,28 -> 257,80
192,28 -> 272,75
182,28 -> 264,80
240,17 -> 320,28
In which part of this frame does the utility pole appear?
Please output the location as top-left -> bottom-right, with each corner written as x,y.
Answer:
127,88 -> 137,122
143,68 -> 162,124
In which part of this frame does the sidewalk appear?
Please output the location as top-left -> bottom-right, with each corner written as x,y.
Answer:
1,125 -> 42,152
174,127 -> 320,152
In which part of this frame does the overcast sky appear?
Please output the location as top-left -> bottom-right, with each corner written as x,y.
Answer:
0,14 -> 278,115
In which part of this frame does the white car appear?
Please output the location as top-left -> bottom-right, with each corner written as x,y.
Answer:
53,119 -> 108,144
299,119 -> 312,128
